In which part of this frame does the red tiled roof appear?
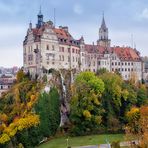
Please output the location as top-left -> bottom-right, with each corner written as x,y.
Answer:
85,44 -> 96,53
85,44 -> 106,54
53,28 -> 80,46
111,47 -> 141,61
85,44 -> 141,61
53,28 -> 72,39
32,28 -> 44,36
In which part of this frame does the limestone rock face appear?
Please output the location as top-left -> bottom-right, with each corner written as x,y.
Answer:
48,69 -> 76,127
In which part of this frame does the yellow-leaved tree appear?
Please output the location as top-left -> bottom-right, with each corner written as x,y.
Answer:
0,74 -> 42,147
125,106 -> 148,147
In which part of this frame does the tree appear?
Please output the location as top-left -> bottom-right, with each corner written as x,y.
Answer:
0,79 -> 41,147
137,84 -> 147,106
16,69 -> 26,82
97,68 -> 108,75
35,88 -> 60,138
70,71 -> 104,135
125,106 -> 148,147
99,72 -> 132,131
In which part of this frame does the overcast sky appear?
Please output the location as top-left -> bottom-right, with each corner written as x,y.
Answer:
0,0 -> 148,67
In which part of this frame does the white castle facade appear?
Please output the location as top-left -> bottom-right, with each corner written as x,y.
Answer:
23,10 -> 144,80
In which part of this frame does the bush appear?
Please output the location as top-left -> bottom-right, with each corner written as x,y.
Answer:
111,141 -> 120,148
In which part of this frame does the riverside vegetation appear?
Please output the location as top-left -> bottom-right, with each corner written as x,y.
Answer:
0,69 -> 148,147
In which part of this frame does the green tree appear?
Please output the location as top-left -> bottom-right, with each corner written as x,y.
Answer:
16,69 -> 26,82
35,87 -> 60,138
16,127 -> 41,148
99,72 -> 130,131
70,71 -> 104,135
137,84 -> 147,106
97,68 -> 108,75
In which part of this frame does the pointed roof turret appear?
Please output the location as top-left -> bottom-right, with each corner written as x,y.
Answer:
101,12 -> 107,29
37,6 -> 44,28
29,21 -> 32,30
38,6 -> 43,16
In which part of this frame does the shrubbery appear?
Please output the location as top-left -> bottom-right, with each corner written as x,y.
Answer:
0,69 -> 148,147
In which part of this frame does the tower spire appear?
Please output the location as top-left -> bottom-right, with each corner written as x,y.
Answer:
36,6 -> 43,28
39,5 -> 42,15
97,12 -> 111,47
101,12 -> 106,29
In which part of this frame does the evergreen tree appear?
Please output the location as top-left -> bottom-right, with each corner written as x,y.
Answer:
35,88 -> 60,138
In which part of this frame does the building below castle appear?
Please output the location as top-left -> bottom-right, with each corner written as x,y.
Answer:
23,10 -> 143,81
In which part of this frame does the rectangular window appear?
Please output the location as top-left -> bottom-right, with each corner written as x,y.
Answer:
68,56 -> 70,62
68,48 -> 70,53
62,47 -> 64,52
93,62 -> 95,66
52,54 -> 55,60
52,45 -> 54,50
47,45 -> 49,50
36,44 -> 38,49
46,53 -> 49,60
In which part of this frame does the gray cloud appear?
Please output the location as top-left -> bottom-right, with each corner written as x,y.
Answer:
0,0 -> 148,67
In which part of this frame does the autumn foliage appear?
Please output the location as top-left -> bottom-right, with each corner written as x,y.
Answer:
0,74 -> 42,146
125,106 -> 148,147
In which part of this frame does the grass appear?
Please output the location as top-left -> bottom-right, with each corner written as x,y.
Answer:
38,134 -> 124,148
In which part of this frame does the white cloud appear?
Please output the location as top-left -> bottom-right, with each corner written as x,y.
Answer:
140,8 -> 148,19
73,4 -> 83,15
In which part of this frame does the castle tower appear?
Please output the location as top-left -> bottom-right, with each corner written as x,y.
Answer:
36,7 -> 44,28
97,14 -> 111,48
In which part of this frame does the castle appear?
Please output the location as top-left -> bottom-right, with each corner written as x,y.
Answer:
23,9 -> 143,80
